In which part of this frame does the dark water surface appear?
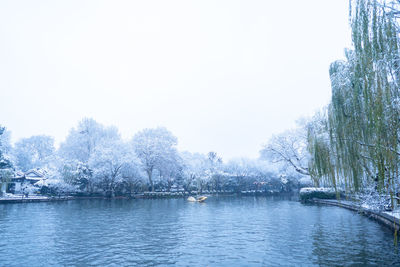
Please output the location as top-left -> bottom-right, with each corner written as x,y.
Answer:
0,196 -> 399,266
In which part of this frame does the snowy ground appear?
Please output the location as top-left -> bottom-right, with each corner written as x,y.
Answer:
384,210 -> 400,220
0,193 -> 48,200
299,187 -> 336,194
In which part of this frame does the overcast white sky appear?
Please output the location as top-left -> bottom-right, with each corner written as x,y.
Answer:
0,0 -> 351,160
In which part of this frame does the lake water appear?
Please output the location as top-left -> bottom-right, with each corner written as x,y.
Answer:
0,196 -> 399,266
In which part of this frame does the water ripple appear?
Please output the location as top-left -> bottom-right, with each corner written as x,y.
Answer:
0,197 -> 398,266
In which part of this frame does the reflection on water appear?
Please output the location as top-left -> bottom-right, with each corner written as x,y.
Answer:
0,196 -> 398,266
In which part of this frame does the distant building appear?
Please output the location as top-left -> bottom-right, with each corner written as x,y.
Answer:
3,169 -> 47,194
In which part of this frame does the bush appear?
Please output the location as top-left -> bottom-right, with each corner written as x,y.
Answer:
299,187 -> 338,202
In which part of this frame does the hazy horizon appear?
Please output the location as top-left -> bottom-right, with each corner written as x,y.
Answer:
0,0 -> 351,160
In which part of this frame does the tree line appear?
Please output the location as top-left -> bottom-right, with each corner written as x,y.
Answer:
0,118 -> 306,197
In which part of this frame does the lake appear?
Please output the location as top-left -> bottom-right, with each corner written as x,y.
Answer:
0,196 -> 399,266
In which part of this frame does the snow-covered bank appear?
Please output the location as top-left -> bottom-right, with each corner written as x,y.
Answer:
384,210 -> 400,220
299,187 -> 339,202
0,194 -> 73,203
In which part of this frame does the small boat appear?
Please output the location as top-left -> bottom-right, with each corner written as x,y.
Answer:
187,196 -> 196,202
197,196 -> 207,202
187,196 -> 208,202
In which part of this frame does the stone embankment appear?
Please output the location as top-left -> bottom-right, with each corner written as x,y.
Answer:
300,187 -> 400,231
0,194 -> 73,203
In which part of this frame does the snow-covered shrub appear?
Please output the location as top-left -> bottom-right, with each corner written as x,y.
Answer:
299,187 -> 337,202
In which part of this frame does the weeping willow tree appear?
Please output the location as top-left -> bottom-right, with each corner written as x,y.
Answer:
308,0 -> 400,201
0,126 -> 13,196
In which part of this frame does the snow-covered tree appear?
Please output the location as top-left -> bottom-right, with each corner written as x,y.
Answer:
206,152 -> 225,191
88,140 -> 132,197
225,158 -> 255,192
59,160 -> 93,192
223,158 -> 292,193
132,127 -> 178,192
0,126 -> 12,169
59,118 -> 120,163
0,126 -> 13,196
180,152 -> 208,193
307,0 -> 400,203
157,153 -> 183,192
260,127 -> 310,177
13,135 -> 55,171
57,118 -> 121,194
120,158 -> 145,196
41,166 -> 78,196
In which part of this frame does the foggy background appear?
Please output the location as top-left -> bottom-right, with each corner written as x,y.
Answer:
0,0 -> 351,159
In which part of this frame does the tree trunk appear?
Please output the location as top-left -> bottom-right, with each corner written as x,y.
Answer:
147,169 -> 154,192
312,176 -> 320,187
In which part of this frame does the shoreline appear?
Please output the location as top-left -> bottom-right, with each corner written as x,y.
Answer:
310,198 -> 400,231
0,195 -> 74,203
0,190 -> 293,204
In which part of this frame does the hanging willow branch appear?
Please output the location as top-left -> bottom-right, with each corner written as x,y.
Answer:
307,0 -> 400,196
